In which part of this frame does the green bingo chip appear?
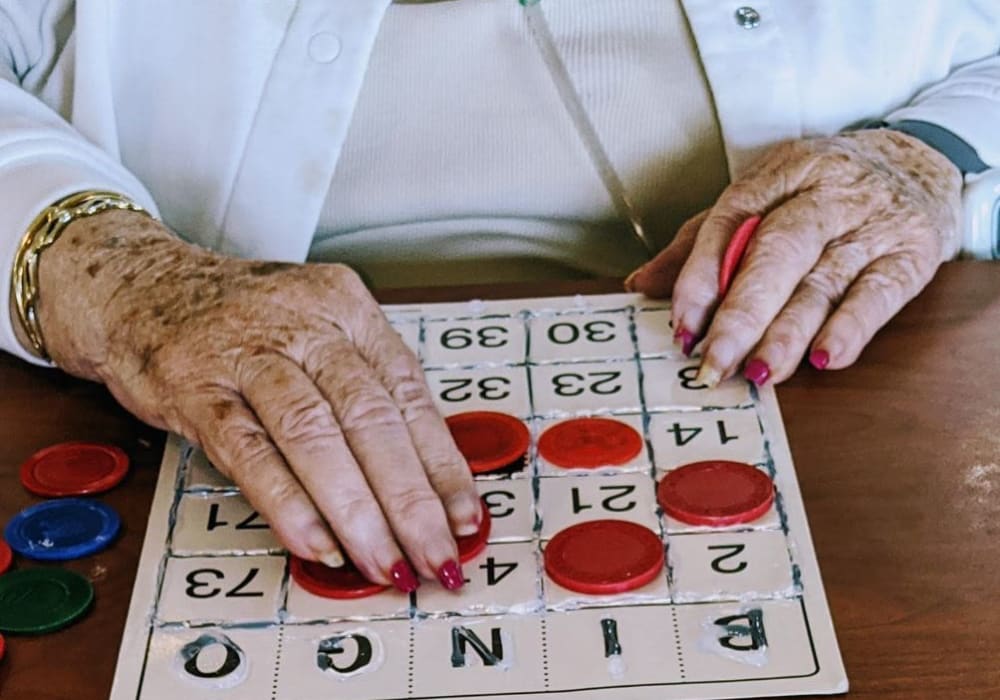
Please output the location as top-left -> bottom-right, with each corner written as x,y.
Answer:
0,568 -> 94,634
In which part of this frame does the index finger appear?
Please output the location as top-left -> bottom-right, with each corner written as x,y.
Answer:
690,191 -> 870,383
354,310 -> 482,535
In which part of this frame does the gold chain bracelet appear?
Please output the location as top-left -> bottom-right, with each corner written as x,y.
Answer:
11,190 -> 151,360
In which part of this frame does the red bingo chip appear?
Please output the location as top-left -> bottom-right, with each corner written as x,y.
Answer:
20,442 -> 130,497
544,520 -> 665,595
289,556 -> 388,600
0,632 -> 5,662
456,502 -> 492,563
657,460 -> 774,527
446,411 -> 530,474
0,539 -> 11,575
538,417 -> 643,468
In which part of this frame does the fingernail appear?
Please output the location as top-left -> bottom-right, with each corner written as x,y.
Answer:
437,559 -> 465,591
743,358 -> 771,386
624,267 -> 643,292
694,364 -> 722,388
674,326 -> 697,357
454,521 -> 479,537
453,498 -> 483,537
306,525 -> 344,567
809,349 -> 830,370
318,550 -> 345,569
390,559 -> 420,593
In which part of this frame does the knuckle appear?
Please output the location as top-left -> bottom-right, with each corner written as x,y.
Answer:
835,303 -> 870,337
764,320 -> 805,356
752,229 -> 812,265
720,180 -> 763,210
713,304 -> 762,337
797,271 -> 843,308
422,451 -> 472,486
673,272 -> 717,307
339,387 -> 401,431
273,395 -> 340,450
391,375 -> 436,415
389,486 -> 443,524
261,476 -> 308,516
330,488 -> 378,525
218,422 -> 272,470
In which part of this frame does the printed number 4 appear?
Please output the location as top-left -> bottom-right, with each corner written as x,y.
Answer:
478,557 -> 518,586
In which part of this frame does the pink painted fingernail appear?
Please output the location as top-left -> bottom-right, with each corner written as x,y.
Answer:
743,358 -> 771,386
674,326 -> 697,357
437,559 -> 465,591
809,349 -> 830,370
390,560 -> 420,593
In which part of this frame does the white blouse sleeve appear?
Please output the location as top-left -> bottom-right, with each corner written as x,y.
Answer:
886,55 -> 1000,168
0,1 -> 157,366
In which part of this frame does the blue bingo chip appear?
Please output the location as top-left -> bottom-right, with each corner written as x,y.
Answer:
4,498 -> 121,561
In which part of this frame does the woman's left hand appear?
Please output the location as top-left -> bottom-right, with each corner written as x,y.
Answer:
626,128 -> 964,385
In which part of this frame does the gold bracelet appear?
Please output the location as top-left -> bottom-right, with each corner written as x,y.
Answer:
11,190 -> 151,360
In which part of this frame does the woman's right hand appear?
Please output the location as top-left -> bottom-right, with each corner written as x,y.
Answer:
35,209 -> 481,592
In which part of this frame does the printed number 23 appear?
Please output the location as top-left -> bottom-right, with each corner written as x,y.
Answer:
552,371 -> 621,397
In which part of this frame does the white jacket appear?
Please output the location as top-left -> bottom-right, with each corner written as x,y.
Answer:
1,0 -> 998,364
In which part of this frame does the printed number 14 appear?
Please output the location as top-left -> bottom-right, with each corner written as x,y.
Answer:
669,420 -> 738,447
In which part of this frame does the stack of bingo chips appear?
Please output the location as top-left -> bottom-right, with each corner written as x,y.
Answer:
0,442 -> 130,660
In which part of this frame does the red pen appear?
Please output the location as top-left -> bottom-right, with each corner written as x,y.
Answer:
718,215 -> 762,296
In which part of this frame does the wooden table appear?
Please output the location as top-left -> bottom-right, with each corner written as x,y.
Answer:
1,261 -> 998,699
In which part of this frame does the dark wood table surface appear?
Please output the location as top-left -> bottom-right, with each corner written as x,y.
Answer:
1,261 -> 998,699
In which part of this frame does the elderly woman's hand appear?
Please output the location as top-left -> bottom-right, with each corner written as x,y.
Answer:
627,128 -> 963,385
36,210 -> 481,591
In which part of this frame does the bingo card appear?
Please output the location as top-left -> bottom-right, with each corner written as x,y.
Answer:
110,293 -> 848,699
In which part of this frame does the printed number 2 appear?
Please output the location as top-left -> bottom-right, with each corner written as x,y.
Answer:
185,568 -> 264,599
707,544 -> 747,574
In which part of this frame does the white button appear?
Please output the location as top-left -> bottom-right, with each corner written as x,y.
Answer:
734,6 -> 761,29
307,32 -> 342,63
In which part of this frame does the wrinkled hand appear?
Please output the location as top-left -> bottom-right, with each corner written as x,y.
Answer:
37,210 -> 480,591
627,129 -> 963,385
